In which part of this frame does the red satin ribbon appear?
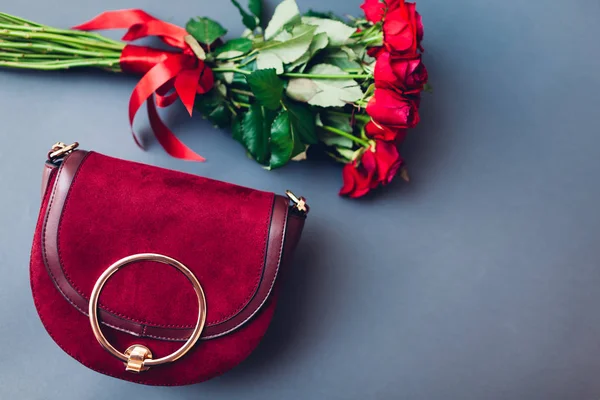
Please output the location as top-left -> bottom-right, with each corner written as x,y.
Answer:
74,9 -> 214,161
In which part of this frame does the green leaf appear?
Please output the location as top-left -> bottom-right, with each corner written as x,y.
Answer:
286,78 -> 319,103
336,147 -> 358,161
285,99 -> 318,144
305,64 -> 364,107
347,44 -> 369,62
232,115 -> 243,142
302,17 -> 356,46
257,24 -> 316,66
239,103 -> 276,165
307,30 -> 329,54
320,49 -> 361,70
215,38 -> 253,59
264,0 -> 301,40
231,0 -> 258,30
256,52 -> 284,74
269,110 -> 305,169
246,69 -> 284,110
320,131 -> 354,149
186,17 -> 227,46
304,9 -> 345,22
232,60 -> 257,84
320,112 -> 353,134
317,113 -> 354,148
249,0 -> 262,21
204,103 -> 232,128
195,87 -> 233,128
287,31 -> 328,71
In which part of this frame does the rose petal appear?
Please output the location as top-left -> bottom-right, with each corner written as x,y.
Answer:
367,88 -> 419,128
373,141 -> 403,184
339,163 -> 357,195
382,5 -> 419,55
365,121 -> 401,141
360,0 -> 386,23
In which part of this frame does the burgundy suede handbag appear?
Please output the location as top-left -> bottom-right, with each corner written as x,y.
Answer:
30,142 -> 308,385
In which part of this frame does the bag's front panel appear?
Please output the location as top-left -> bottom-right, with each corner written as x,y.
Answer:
58,152 -> 273,329
31,152 -> 288,385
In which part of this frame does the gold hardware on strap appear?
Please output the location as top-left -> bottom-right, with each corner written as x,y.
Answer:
48,142 -> 79,162
285,190 -> 309,215
88,253 -> 207,373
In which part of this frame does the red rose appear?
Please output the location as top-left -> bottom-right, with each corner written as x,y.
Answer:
366,88 -> 420,128
383,2 -> 419,55
371,140 -> 403,185
374,51 -> 428,93
339,141 -> 404,197
365,121 -> 408,143
339,153 -> 377,198
360,0 -> 386,23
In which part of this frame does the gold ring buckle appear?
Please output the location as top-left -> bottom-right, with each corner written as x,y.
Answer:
88,253 -> 207,373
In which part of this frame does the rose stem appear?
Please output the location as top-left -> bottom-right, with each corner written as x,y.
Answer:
320,125 -> 370,147
325,109 -> 371,123
211,67 -> 372,80
0,58 -> 119,69
229,88 -> 255,97
0,42 -> 120,57
0,30 -> 124,51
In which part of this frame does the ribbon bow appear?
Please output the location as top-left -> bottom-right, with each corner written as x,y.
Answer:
74,9 -> 214,161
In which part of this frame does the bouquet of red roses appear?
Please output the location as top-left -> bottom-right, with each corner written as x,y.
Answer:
0,0 -> 428,198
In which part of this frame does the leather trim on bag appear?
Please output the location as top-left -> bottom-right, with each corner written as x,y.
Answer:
41,151 -> 290,341
41,162 -> 57,199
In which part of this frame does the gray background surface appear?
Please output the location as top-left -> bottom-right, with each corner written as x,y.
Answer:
1,0 -> 599,399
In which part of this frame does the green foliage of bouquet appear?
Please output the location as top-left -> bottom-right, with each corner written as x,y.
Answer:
0,0 -> 429,197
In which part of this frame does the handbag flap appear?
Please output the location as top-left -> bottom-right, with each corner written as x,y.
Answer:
42,151 -> 290,341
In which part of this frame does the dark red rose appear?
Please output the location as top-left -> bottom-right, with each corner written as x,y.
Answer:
374,51 -> 428,93
383,2 -> 419,55
339,152 -> 377,198
367,88 -> 420,128
371,140 -> 403,186
365,121 -> 408,143
361,0 -> 386,23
